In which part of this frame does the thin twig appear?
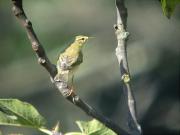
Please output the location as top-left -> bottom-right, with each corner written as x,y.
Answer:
11,0 -> 130,135
114,0 -> 142,135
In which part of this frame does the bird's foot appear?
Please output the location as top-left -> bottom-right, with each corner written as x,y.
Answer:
65,86 -> 74,97
54,75 -> 60,82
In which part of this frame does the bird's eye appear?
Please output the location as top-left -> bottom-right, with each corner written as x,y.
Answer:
81,38 -> 85,40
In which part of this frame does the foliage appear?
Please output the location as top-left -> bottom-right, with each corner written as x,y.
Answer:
0,99 -> 116,135
0,99 -> 51,134
160,0 -> 180,18
66,119 -> 117,135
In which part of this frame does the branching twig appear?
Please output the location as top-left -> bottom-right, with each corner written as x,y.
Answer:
11,0 -> 57,77
114,0 -> 142,135
11,0 -> 130,135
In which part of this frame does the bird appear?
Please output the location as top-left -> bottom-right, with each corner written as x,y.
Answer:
54,35 -> 89,92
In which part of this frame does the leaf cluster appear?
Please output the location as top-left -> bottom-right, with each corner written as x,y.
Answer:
0,99 -> 116,135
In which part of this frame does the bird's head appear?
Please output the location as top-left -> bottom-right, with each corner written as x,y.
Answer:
75,35 -> 89,46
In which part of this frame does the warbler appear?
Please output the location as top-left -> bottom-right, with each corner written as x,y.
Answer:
54,35 -> 89,91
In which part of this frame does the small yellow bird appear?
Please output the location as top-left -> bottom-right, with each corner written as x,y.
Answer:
54,35 -> 89,91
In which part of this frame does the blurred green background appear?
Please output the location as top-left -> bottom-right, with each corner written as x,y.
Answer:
0,0 -> 179,135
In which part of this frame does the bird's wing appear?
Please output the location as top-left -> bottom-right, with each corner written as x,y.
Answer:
59,54 -> 79,70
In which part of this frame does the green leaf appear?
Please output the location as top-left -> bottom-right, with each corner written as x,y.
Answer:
65,132 -> 84,135
160,0 -> 180,18
76,119 -> 117,135
5,134 -> 23,135
0,99 -> 46,129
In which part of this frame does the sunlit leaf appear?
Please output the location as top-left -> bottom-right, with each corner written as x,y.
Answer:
76,119 -> 117,135
65,132 -> 84,135
7,134 -> 23,135
0,99 -> 46,129
160,0 -> 180,18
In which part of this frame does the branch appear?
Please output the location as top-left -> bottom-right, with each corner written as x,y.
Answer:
11,0 -> 130,135
114,0 -> 142,135
11,0 -> 56,77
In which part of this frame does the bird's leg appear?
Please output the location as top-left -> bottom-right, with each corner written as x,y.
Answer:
71,75 -> 75,90
54,65 -> 62,82
62,74 -> 74,97
69,75 -> 75,95
54,74 -> 60,82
